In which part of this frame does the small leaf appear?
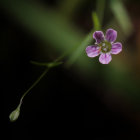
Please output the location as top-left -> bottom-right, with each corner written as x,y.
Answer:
92,12 -> 101,30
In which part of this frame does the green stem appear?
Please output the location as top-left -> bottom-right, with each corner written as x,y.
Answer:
96,0 -> 106,27
9,66 -> 51,122
19,53 -> 65,108
19,67 -> 50,106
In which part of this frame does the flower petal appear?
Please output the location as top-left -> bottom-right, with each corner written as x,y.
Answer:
85,45 -> 100,57
99,53 -> 112,64
105,29 -> 117,43
93,31 -> 104,44
111,42 -> 122,54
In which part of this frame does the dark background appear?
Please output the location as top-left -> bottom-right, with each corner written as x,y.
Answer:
2,0 -> 140,138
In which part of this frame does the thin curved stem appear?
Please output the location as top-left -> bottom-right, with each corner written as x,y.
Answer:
9,67 -> 51,122
19,67 -> 50,106
19,54 -> 65,107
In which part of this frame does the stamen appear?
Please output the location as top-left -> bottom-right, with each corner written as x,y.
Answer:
102,43 -> 105,46
103,48 -> 107,51
98,47 -> 101,53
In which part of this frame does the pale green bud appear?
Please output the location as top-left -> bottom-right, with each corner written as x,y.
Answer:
9,107 -> 20,122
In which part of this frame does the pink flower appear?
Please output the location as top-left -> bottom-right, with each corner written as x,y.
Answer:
85,29 -> 122,64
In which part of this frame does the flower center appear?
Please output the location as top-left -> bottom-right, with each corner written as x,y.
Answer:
99,41 -> 112,53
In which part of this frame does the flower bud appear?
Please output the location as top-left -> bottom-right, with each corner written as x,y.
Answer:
9,107 -> 20,122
